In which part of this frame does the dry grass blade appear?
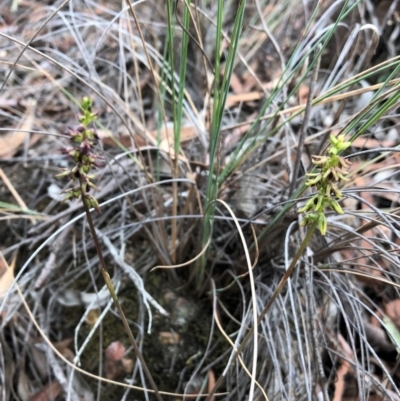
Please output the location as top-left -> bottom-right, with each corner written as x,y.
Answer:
151,236 -> 211,271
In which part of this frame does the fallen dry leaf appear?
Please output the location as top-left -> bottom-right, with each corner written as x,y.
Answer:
207,369 -> 215,401
27,381 -> 62,401
53,338 -> 73,353
223,122 -> 252,152
229,73 -> 244,94
371,183 -> 400,204
0,167 -> 37,224
0,98 -> 36,159
0,252 -> 15,299
225,91 -> 262,109
241,69 -> 258,93
385,299 -> 400,328
351,137 -> 396,149
30,341 -> 49,380
333,334 -> 353,401
368,390 -> 400,401
364,321 -> 395,352
298,84 -> 309,105
100,124 -> 198,151
17,369 -> 31,401
343,175 -> 385,286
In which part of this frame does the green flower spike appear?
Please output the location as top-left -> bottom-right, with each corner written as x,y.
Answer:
299,134 -> 351,235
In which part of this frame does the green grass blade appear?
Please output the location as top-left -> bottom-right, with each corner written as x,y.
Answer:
197,0 -> 247,288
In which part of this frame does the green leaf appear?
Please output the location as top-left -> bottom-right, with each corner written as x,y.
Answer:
383,315 -> 400,354
0,201 -> 41,216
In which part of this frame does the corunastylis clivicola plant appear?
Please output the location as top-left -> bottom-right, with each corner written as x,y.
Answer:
57,97 -> 163,401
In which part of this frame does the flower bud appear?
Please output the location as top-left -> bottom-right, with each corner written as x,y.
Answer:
318,213 -> 327,235
329,199 -> 344,214
81,96 -> 93,110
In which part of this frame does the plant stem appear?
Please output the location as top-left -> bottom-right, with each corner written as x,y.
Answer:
205,221 -> 318,401
80,182 -> 163,401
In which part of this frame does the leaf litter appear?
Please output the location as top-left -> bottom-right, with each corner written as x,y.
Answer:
2,0 -> 400,400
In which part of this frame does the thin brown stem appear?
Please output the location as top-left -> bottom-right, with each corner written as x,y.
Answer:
205,222 -> 318,401
80,181 -> 163,401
